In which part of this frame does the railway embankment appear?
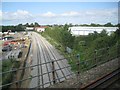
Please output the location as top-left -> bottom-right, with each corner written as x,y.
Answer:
49,57 -> 120,88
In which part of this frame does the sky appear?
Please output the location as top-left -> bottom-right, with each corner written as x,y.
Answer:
1,2 -> 118,25
2,0 -> 120,2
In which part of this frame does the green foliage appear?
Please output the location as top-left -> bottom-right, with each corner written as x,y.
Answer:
39,24 -> 119,72
2,24 -> 25,32
2,60 -> 13,89
2,60 -> 13,72
2,22 -> 40,32
42,24 -> 75,50
2,59 -> 20,89
60,24 -> 75,48
104,22 -> 114,27
80,22 -> 116,27
0,26 -> 2,32
34,22 -> 40,27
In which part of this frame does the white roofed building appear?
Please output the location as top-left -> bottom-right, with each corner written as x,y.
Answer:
68,27 -> 118,36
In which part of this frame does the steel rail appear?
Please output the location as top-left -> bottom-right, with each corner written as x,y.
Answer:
37,34 -> 53,87
34,73 -> 73,88
45,42 -> 67,80
41,40 -> 59,84
35,35 -> 43,88
36,33 -> 61,83
39,34 -> 69,81
81,68 -> 120,89
42,37 -> 68,80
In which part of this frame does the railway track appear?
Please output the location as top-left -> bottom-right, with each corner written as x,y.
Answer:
36,34 -> 57,87
36,32 -> 73,80
31,33 -> 53,88
81,68 -> 120,89
38,33 -> 73,78
29,32 -> 73,88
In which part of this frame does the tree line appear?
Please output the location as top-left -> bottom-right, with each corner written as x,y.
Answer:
2,22 -> 119,32
42,23 -> 120,59
41,24 -> 120,71
2,22 -> 40,32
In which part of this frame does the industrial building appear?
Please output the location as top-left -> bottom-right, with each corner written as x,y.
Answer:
69,27 -> 118,36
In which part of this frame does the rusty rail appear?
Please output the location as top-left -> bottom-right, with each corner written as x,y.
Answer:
81,68 -> 120,89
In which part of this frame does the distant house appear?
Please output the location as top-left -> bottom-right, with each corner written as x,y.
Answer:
35,26 -> 47,32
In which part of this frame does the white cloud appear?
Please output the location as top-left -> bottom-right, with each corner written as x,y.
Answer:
3,10 -> 32,21
41,12 -> 56,17
0,10 -> 2,16
0,10 -> 2,20
61,11 -> 79,17
2,8 -> 118,25
0,10 -> 2,25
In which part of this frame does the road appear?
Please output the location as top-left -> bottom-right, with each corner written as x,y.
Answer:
28,32 -> 74,88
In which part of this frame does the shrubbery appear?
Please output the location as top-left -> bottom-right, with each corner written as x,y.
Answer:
39,24 -> 120,72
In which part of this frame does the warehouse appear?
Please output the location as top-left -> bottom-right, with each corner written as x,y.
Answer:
69,27 -> 118,36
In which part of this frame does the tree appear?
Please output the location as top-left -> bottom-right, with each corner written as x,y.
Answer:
34,22 -> 40,27
30,23 -> 34,27
24,23 -> 29,27
69,23 -> 73,27
90,23 -> 96,27
15,24 -> 25,31
114,28 -> 120,43
100,29 -> 108,37
61,24 -> 75,49
104,22 -> 113,27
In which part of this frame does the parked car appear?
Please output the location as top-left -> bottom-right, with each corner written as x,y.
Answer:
2,45 -> 12,52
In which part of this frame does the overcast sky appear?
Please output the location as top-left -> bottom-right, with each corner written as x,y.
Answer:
1,2 -> 118,25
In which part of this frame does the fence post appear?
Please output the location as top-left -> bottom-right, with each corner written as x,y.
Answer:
94,50 -> 97,66
76,54 -> 81,85
117,43 -> 120,58
15,73 -> 19,89
76,54 -> 80,74
52,61 -> 56,84
107,47 -> 109,61
16,82 -> 19,89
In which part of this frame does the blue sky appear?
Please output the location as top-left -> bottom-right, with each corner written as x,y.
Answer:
2,0 -> 120,2
3,2 -> 117,13
1,2 -> 118,25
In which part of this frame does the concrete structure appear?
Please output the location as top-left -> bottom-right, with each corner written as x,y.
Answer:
35,26 -> 47,32
69,27 -> 118,36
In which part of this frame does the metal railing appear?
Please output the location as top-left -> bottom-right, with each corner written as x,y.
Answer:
1,45 -> 120,89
